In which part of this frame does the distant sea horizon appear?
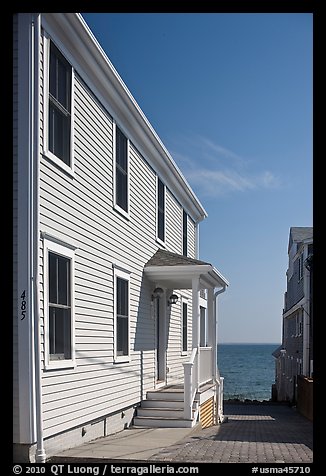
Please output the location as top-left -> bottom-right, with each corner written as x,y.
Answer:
217,343 -> 281,401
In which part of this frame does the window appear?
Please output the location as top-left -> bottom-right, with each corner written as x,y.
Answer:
114,268 -> 130,361
200,306 -> 206,347
44,237 -> 75,369
183,210 -> 188,256
298,254 -> 304,281
115,125 -> 129,214
49,252 -> 71,360
157,178 -> 165,242
48,42 -> 72,166
296,310 -> 303,336
182,302 -> 188,353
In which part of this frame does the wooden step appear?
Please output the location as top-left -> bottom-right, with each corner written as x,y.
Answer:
146,390 -> 184,401
141,399 -> 184,409
137,407 -> 184,418
133,416 -> 196,429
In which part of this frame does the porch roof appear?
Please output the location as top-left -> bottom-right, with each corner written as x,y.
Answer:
144,249 -> 229,290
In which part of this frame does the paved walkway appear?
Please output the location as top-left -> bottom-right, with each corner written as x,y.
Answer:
150,404 -> 313,463
52,403 -> 313,464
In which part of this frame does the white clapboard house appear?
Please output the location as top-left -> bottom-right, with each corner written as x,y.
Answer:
13,13 -> 229,462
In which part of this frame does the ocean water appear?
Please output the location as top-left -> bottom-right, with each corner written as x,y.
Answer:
217,343 -> 279,401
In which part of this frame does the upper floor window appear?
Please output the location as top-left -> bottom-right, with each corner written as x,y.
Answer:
114,125 -> 129,215
157,178 -> 165,243
183,210 -> 188,256
48,42 -> 72,167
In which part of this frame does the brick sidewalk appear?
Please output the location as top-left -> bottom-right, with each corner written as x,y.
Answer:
149,403 -> 313,463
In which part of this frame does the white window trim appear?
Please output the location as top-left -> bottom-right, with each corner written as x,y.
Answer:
113,121 -> 130,219
181,297 -> 188,356
43,237 -> 76,370
156,176 -> 166,246
42,32 -> 75,178
114,266 -> 131,363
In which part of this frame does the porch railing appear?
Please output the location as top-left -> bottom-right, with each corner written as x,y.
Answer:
199,346 -> 212,385
183,347 -> 199,420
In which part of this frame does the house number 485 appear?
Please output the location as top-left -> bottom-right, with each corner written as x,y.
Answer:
20,290 -> 27,321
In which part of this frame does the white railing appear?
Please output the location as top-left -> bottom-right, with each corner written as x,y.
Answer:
199,346 -> 212,385
183,347 -> 199,420
217,376 -> 224,422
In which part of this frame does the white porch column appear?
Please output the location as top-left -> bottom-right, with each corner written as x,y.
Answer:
207,288 -> 215,378
192,277 -> 200,389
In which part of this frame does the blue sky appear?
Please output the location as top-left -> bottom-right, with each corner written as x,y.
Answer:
82,13 -> 313,344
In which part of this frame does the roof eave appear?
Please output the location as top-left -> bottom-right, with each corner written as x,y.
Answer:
145,264 -> 229,289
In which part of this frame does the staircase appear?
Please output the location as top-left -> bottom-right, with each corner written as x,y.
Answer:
133,385 -> 198,429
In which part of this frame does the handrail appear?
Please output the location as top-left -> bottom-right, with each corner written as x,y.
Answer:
183,347 -> 198,420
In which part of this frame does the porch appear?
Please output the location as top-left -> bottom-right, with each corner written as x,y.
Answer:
139,249 -> 228,428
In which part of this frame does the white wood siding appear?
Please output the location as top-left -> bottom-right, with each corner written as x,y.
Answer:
165,190 -> 183,255
39,72 -> 163,437
13,13 -> 20,442
37,27 -> 198,438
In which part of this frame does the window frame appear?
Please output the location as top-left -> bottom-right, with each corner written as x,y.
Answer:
43,237 -> 75,370
114,267 -> 131,363
181,298 -> 188,355
43,34 -> 75,177
156,177 -> 166,245
113,122 -> 130,219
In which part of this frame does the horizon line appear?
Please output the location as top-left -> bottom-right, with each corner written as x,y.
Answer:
219,342 -> 281,345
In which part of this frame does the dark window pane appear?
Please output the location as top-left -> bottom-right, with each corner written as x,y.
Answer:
115,127 -> 128,211
49,307 -> 71,359
158,180 -> 164,208
117,316 -> 128,356
49,51 -> 57,98
158,210 -> 164,242
58,60 -> 67,109
183,210 -> 188,256
49,252 -> 70,306
49,252 -> 57,304
157,179 -> 165,241
200,306 -> 206,347
58,255 -> 70,306
117,278 -> 128,316
48,103 -> 71,166
183,303 -> 187,351
116,168 -> 128,211
116,127 -> 127,170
